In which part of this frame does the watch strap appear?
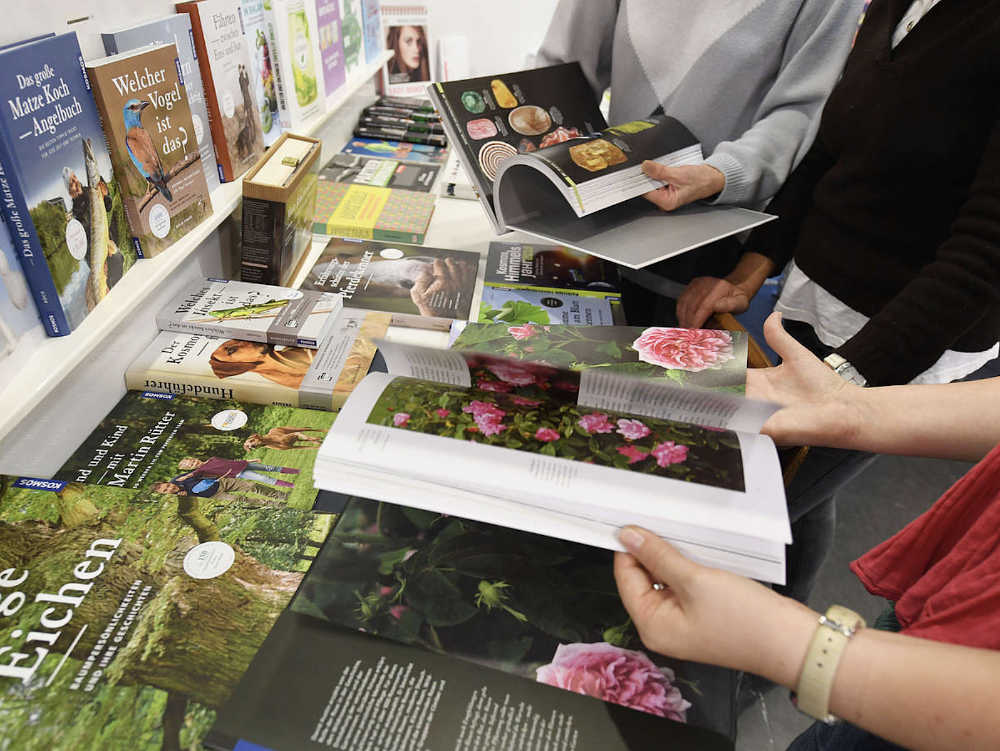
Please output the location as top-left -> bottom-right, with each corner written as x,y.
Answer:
794,605 -> 866,723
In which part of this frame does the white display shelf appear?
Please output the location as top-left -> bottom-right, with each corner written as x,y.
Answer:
0,51 -> 392,454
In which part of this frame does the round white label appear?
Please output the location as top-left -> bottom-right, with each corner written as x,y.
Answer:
183,541 -> 235,580
65,218 -> 88,260
211,409 -> 248,431
221,90 -> 235,119
379,248 -> 405,260
192,113 -> 205,145
148,203 -> 170,239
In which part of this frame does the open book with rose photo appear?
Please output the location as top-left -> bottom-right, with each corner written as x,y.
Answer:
313,325 -> 791,582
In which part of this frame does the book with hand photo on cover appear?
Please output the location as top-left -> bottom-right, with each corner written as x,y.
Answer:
428,63 -> 775,268
314,326 -> 791,582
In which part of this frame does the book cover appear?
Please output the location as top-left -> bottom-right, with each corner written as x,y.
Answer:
101,14 -> 223,194
205,612 -> 732,750
341,134 -> 448,164
0,474 -> 334,750
380,3 -> 432,98
0,217 -> 41,357
87,44 -> 213,258
360,0 -> 383,64
337,0 -> 364,77
314,0 -> 347,101
53,391 -> 335,511
320,152 -> 439,192
177,0 -> 266,182
157,278 -> 343,348
302,237 -> 477,328
127,310 -> 391,410
0,32 -> 137,336
240,0 -> 284,146
312,180 -> 436,244
485,241 -> 620,295
479,286 -> 616,327
262,0 -> 326,130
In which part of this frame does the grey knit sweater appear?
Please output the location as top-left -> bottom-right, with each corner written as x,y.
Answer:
536,0 -> 863,206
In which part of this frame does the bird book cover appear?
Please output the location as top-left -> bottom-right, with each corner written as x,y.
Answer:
53,390 -> 336,512
0,32 -> 137,336
177,0 -> 266,182
87,43 -> 212,258
262,0 -> 326,130
101,13 -> 223,194
0,474 -> 334,750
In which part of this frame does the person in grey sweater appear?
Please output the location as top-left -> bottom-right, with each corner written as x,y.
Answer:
536,0 -> 863,210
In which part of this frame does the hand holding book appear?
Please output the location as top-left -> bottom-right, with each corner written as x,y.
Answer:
641,161 -> 727,212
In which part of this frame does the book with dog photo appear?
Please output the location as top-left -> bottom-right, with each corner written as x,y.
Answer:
127,310 -> 391,409
87,43 -> 212,257
54,391 -> 335,511
177,0 -> 266,182
301,237 -> 479,330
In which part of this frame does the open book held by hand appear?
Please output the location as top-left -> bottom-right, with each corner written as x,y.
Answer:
314,323 -> 791,582
429,63 -> 775,268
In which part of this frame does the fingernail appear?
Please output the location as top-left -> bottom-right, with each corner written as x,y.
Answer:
618,527 -> 644,552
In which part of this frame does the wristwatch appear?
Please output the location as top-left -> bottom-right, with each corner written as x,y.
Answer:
823,354 -> 867,386
792,605 -> 866,723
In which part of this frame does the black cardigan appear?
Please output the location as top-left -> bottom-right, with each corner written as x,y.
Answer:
745,0 -> 1000,386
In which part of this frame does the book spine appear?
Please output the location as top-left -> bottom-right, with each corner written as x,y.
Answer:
263,5 -> 293,130
157,316 -> 270,343
372,227 -> 424,244
178,2 -> 233,183
0,128 -> 70,336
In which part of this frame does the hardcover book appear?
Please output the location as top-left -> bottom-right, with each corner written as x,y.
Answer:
429,63 -> 775,267
380,3 -> 432,98
101,13 -> 223,194
302,237 -> 478,330
239,0 -> 285,146
157,278 -> 342,348
0,474 -> 333,750
262,0 -> 326,130
340,134 -> 448,164
337,0 -> 364,77
320,152 -> 439,192
54,391 -> 336,511
478,286 -> 617,327
0,32 -> 136,336
484,240 -> 621,294
177,0 -> 266,182
361,0 -> 383,64
87,43 -> 213,258
312,180 -> 437,243
128,310 -> 390,409
314,0 -> 347,102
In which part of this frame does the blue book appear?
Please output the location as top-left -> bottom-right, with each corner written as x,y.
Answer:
102,14 -> 222,194
0,32 -> 137,335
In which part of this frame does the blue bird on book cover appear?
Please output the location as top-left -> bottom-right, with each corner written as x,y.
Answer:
123,99 -> 173,202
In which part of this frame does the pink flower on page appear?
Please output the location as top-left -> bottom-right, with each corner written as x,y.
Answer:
651,441 -> 689,467
379,585 -> 394,597
476,417 -> 507,436
392,412 -> 410,427
508,324 -> 537,340
487,362 -> 538,386
632,327 -> 734,372
477,379 -> 513,393
463,401 -> 506,420
512,396 -> 542,407
435,408 -> 451,418
536,643 -> 691,721
617,445 -> 650,464
577,412 -> 614,434
616,419 -> 651,441
389,604 -> 409,620
535,428 -> 561,442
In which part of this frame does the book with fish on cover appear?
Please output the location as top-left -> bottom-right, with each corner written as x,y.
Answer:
101,13 -> 223,194
0,32 -> 136,336
87,43 -> 212,258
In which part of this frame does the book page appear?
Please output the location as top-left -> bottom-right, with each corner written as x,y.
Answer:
376,339 -> 472,386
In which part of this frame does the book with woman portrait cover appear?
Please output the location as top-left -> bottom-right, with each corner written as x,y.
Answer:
429,63 -> 775,268
126,310 -> 391,410
314,326 -> 791,582
0,475 -> 333,750
379,4 -> 431,98
87,43 -> 212,257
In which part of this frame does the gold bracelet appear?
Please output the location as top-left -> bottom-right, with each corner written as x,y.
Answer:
793,605 -> 865,723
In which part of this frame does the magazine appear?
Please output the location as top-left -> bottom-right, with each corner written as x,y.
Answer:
320,152 -> 440,192
429,63 -> 775,267
0,474 -> 333,750
314,329 -> 790,582
478,286 -> 617,326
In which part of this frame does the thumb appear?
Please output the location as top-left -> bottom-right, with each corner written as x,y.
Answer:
641,160 -> 678,183
618,526 -> 698,594
762,312 -> 812,363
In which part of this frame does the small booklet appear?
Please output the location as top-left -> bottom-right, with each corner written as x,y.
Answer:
314,327 -> 790,582
157,278 -> 343,348
429,63 -> 776,268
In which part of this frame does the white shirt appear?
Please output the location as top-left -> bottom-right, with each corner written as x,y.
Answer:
775,0 -> 999,385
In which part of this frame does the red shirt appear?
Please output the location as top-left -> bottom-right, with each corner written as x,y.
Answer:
851,442 -> 1000,649
188,457 -> 250,479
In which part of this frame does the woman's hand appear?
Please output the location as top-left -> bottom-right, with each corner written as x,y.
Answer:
675,252 -> 776,328
615,526 -> 815,687
747,312 -> 867,448
641,162 -> 726,211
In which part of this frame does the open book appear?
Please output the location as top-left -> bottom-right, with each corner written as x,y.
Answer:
428,63 -> 775,268
314,325 -> 791,582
